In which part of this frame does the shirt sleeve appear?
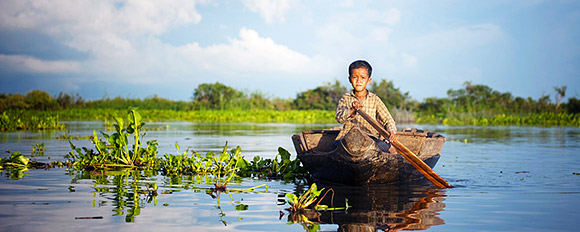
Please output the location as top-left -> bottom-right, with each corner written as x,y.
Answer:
335,94 -> 354,124
375,97 -> 397,133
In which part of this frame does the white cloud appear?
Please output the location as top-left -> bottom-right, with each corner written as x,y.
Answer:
180,27 -> 313,75
0,0 -> 204,56
241,0 -> 297,24
0,0 -> 208,82
0,1 -> 318,81
0,54 -> 80,73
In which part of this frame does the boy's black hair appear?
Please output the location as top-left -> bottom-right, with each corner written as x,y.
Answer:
348,60 -> 372,78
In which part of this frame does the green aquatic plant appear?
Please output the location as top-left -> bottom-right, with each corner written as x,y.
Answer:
63,109 -> 310,183
211,144 -> 246,190
0,149 -> 65,180
160,143 -> 244,177
0,152 -> 30,169
66,108 -> 159,169
0,149 -> 65,171
238,147 -> 309,181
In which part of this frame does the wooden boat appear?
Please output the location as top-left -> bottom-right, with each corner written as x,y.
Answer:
291,127 -> 446,185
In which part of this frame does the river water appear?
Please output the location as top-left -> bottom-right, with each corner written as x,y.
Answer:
0,122 -> 578,231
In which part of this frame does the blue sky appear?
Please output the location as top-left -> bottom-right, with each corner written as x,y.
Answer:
0,0 -> 578,102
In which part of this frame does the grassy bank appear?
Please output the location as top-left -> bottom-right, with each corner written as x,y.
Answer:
416,112 -> 580,127
1,111 -> 65,131
55,109 -> 336,123
0,109 -> 337,131
2,108 -> 579,131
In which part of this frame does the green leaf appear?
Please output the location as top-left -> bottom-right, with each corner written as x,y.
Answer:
222,142 -> 228,154
278,147 -> 291,161
126,125 -> 134,134
235,204 -> 249,211
114,116 -> 124,130
235,157 -> 249,169
219,152 -> 228,163
10,152 -> 29,166
231,146 -> 242,156
128,109 -> 142,126
285,192 -> 298,204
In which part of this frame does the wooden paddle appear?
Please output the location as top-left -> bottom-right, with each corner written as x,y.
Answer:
356,109 -> 452,188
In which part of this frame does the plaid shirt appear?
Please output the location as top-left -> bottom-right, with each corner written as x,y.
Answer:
335,91 -> 397,141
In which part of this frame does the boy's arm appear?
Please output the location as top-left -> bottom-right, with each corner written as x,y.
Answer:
376,100 -> 397,133
335,96 -> 354,124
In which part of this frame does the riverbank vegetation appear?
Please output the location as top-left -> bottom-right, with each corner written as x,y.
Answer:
1,81 -> 579,130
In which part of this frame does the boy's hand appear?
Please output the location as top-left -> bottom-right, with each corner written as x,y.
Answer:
388,133 -> 397,142
350,101 -> 363,117
352,100 -> 363,109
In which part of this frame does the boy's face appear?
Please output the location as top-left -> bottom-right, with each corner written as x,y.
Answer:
349,67 -> 372,93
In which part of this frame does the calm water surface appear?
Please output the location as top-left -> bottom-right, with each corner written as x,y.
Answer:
0,122 -> 578,231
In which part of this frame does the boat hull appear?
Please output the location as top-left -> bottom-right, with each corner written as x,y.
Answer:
292,127 -> 446,185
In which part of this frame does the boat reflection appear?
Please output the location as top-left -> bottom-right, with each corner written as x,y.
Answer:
289,181 -> 446,231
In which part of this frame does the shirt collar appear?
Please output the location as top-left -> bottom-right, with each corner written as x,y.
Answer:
349,90 -> 374,100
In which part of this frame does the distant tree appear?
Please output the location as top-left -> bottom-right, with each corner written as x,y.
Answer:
293,88 -> 334,110
565,97 -> 580,114
451,81 -> 496,111
192,82 -> 244,110
0,93 -> 27,111
293,80 -> 346,110
26,90 -> 58,110
144,95 -> 191,111
537,94 -> 551,111
322,80 -> 348,106
271,98 -> 293,111
57,92 -> 85,109
248,91 -> 271,110
417,97 -> 449,117
554,86 -> 567,109
369,79 -> 414,109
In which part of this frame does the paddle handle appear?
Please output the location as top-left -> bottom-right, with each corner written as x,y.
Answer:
356,109 -> 452,188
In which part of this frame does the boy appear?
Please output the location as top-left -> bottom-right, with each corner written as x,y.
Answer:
334,60 -> 397,150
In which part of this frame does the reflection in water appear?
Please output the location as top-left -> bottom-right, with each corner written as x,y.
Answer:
71,167 -> 446,231
71,169 -> 262,226
288,181 -> 446,231
72,169 -> 160,222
